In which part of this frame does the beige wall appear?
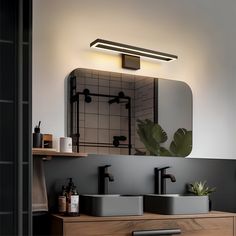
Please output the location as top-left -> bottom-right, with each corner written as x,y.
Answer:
33,0 -> 236,159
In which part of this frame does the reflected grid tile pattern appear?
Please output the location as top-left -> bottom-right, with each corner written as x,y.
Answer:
71,69 -> 154,155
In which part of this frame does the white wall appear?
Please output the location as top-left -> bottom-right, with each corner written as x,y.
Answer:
33,0 -> 236,159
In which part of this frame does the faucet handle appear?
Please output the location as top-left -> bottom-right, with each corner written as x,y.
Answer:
155,166 -> 170,172
103,164 -> 111,169
99,164 -> 111,168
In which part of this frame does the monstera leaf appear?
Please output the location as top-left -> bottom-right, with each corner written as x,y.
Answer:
137,119 -> 168,156
137,119 -> 159,155
137,120 -> 192,157
159,147 -> 173,156
152,124 -> 168,144
170,128 -> 192,157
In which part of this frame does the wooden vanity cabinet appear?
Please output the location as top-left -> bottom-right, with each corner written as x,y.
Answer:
51,211 -> 236,236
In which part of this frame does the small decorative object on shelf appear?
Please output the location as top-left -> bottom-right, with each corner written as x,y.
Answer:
42,133 -> 53,148
60,137 -> 73,153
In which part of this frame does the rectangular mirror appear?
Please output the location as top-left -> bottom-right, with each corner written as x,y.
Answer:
68,68 -> 192,157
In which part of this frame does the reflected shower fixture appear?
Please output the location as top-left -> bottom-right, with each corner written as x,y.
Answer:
113,136 -> 127,147
83,89 -> 92,103
108,91 -> 125,104
108,97 -> 119,104
90,39 -> 178,70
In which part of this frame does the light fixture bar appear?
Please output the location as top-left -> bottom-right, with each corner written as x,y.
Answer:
90,39 -> 178,61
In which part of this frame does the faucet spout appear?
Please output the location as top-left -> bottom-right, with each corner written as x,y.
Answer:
98,165 -> 114,194
163,173 -> 176,183
154,166 -> 176,194
104,172 -> 114,182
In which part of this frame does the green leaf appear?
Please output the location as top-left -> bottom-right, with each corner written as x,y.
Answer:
159,147 -> 173,156
137,119 -> 191,157
170,128 -> 192,157
152,123 -> 168,144
137,119 -> 166,156
137,119 -> 159,156
188,181 -> 216,196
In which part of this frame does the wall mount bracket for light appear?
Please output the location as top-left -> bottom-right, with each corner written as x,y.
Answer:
90,39 -> 178,70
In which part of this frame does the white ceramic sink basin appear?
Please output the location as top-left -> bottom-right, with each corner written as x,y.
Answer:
81,194 -> 143,217
144,194 -> 209,215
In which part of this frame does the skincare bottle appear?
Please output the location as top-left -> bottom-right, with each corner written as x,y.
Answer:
58,185 -> 67,215
66,178 -> 79,216
68,185 -> 79,216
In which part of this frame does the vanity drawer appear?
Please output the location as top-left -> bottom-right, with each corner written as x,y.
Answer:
63,217 -> 234,236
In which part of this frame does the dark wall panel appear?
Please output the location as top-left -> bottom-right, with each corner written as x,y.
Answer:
44,155 -> 236,213
0,103 -> 14,162
0,165 -> 14,212
0,214 -> 14,236
0,43 -> 15,100
0,1 -> 16,40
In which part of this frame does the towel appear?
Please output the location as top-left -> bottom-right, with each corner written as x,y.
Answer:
32,157 -> 48,212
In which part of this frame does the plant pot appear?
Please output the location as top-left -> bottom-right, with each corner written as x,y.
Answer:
209,198 -> 212,211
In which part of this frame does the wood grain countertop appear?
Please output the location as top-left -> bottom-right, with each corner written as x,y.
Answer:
52,211 -> 236,223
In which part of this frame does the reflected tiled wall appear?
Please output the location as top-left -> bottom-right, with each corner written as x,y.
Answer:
134,77 -> 154,152
70,68 -> 154,155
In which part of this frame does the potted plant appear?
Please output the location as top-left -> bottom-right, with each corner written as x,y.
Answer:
188,181 -> 216,211
136,119 -> 192,157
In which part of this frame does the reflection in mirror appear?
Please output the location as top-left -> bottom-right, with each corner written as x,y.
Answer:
67,68 -> 192,157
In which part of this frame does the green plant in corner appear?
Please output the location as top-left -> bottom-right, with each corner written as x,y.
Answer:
170,128 -> 192,157
188,181 -> 216,196
137,119 -> 172,156
136,119 -> 192,157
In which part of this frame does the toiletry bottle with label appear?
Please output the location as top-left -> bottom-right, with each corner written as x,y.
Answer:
58,185 -> 66,215
69,185 -> 79,216
66,178 -> 79,216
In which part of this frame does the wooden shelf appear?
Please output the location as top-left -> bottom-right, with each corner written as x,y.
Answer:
32,148 -> 87,160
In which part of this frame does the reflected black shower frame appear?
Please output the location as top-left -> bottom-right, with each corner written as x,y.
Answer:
69,77 -> 132,154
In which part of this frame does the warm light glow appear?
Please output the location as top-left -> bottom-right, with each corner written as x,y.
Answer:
90,39 -> 178,62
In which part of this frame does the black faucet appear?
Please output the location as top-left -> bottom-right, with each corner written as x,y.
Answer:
154,166 -> 176,194
98,165 -> 114,194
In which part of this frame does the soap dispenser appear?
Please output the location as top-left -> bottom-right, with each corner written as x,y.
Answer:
33,121 -> 42,148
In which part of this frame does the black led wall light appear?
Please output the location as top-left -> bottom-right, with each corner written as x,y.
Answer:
90,39 -> 178,70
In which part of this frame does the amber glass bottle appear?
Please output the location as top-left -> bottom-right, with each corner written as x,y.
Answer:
66,178 -> 79,216
58,185 -> 66,215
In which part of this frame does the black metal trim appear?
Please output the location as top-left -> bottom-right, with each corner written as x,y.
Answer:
79,141 -> 131,149
76,95 -> 80,152
128,98 -> 132,155
17,0 -> 23,234
154,78 -> 159,123
90,39 -> 178,61
77,91 -> 131,100
132,228 -> 181,235
27,0 -> 33,234
69,76 -> 76,137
